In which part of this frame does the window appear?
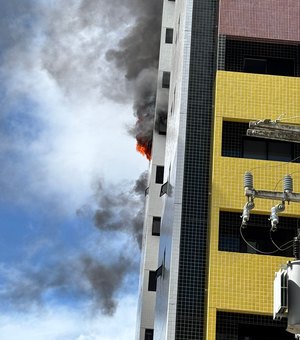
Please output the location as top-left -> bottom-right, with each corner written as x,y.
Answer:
243,57 -> 295,76
155,110 -> 167,135
243,137 -> 293,162
222,121 -> 300,162
145,329 -> 154,340
148,271 -> 157,291
218,211 -> 295,257
216,311 -> 294,340
238,323 -> 293,339
224,39 -> 298,77
162,72 -> 170,88
158,121 -> 167,135
244,57 -> 267,74
155,166 -> 164,184
152,217 -> 161,236
243,138 -> 267,160
165,28 -> 173,44
267,57 -> 295,76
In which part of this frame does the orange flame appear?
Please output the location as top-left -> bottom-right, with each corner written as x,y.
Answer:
136,142 -> 151,160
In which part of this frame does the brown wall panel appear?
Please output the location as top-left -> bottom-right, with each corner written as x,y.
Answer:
219,0 -> 300,42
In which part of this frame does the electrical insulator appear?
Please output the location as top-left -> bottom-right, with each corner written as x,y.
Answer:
270,203 -> 285,232
244,171 -> 253,190
284,175 -> 293,193
241,200 -> 255,227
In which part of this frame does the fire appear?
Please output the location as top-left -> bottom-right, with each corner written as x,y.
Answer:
136,142 -> 151,160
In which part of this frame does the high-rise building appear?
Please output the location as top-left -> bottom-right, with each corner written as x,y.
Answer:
136,1 -> 300,339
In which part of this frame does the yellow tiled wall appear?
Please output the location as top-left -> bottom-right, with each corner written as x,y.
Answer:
206,71 -> 300,339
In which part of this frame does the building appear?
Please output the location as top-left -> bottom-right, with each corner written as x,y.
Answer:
136,1 -> 300,339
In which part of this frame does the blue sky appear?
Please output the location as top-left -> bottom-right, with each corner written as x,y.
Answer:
0,1 -> 153,338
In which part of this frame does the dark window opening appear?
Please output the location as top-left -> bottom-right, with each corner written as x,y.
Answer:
222,121 -> 300,163
162,71 -> 170,88
148,271 -> 157,291
223,39 -> 299,77
244,58 -> 267,74
243,138 -> 293,162
216,311 -> 293,340
165,28 -> 173,44
243,57 -> 295,76
145,329 -> 154,340
158,120 -> 167,135
155,110 -> 167,135
216,311 -> 295,340
155,166 -> 164,184
238,323 -> 292,340
219,211 -> 295,257
152,216 -> 161,236
243,138 -> 267,160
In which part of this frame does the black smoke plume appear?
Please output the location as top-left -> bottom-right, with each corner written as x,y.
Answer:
92,171 -> 148,248
0,253 -> 136,316
106,0 -> 163,158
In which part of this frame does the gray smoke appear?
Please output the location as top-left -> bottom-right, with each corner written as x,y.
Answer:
0,0 -> 163,151
40,0 -> 163,103
0,253 -> 135,316
0,0 -> 160,318
92,171 -> 148,248
106,0 -> 163,157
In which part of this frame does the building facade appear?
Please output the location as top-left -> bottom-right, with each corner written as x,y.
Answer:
137,1 -> 300,339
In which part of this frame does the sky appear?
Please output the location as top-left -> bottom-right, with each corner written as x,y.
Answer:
0,0 -> 162,339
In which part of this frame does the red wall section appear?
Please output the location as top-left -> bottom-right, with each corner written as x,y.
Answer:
219,0 -> 300,42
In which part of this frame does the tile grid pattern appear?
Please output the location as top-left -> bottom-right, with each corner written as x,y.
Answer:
175,0 -> 219,339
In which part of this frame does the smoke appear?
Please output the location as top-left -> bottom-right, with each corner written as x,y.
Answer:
0,253 -> 136,316
0,0 -> 161,319
0,0 -> 163,157
1,167 -> 148,317
106,0 -> 163,159
0,172 -> 147,316
91,171 -> 148,248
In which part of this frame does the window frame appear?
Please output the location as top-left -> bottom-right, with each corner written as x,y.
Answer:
165,28 -> 173,44
148,271 -> 157,291
162,72 -> 170,88
155,166 -> 164,184
152,216 -> 161,236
